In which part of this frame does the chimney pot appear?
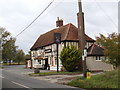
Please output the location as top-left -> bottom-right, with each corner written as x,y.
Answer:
57,17 -> 59,21
56,17 -> 63,27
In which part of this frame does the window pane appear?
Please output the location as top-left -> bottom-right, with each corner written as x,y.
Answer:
55,57 -> 57,65
96,56 -> 98,60
99,56 -> 101,60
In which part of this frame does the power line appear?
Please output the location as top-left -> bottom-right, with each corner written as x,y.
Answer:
43,0 -> 63,17
15,0 -> 55,38
94,0 -> 117,30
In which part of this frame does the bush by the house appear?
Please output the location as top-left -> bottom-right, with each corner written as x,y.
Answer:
60,45 -> 82,72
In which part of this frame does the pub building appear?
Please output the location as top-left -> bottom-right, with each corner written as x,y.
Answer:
30,16 -> 113,71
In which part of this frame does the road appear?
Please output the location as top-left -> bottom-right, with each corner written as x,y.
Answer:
1,65 -> 81,90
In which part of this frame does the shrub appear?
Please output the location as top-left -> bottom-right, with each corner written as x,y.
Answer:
60,45 -> 82,72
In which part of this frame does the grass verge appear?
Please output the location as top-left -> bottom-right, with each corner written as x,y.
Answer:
29,71 -> 82,76
67,68 -> 119,88
1,62 -> 25,65
0,66 -> 3,69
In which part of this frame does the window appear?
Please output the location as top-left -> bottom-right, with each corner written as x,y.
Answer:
38,60 -> 41,64
50,57 -> 52,65
59,60 -> 62,66
55,57 -> 57,65
96,56 -> 101,61
105,56 -> 106,60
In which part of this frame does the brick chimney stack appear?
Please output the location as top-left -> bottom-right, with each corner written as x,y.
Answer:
56,17 -> 63,27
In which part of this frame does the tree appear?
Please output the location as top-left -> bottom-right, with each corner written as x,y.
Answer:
0,27 -> 4,62
60,45 -> 82,72
2,30 -> 17,64
25,51 -> 31,62
96,33 -> 120,67
15,49 -> 25,65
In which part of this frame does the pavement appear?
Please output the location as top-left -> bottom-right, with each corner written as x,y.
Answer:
1,65 -> 84,89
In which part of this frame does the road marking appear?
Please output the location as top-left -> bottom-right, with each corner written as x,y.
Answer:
0,76 -> 4,78
11,81 -> 30,89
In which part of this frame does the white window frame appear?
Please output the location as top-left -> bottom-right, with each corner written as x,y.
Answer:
96,56 -> 101,61
38,60 -> 41,64
50,57 -> 52,65
54,57 -> 57,66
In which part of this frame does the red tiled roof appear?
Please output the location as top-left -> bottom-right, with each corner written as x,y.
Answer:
31,23 -> 95,50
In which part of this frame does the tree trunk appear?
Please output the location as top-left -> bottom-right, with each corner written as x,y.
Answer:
9,60 -> 11,65
18,60 -> 20,65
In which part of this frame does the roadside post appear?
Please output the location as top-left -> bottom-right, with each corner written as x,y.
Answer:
83,48 -> 87,78
54,33 -> 61,72
86,70 -> 91,79
83,48 -> 91,79
34,65 -> 40,73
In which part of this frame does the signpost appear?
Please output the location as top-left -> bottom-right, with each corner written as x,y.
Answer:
54,33 -> 61,72
44,49 -> 52,53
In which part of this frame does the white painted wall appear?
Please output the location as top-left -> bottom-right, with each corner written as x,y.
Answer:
31,42 -> 79,70
31,41 -> 113,71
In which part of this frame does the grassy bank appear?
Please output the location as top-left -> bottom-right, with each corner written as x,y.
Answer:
67,68 -> 119,88
29,71 -> 82,76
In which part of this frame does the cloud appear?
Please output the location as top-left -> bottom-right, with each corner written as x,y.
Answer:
0,0 -> 118,54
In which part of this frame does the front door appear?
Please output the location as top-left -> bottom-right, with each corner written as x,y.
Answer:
44,58 -> 48,69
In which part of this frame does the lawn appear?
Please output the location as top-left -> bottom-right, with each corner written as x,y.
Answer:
67,68 -> 119,88
29,71 -> 82,76
1,62 -> 25,65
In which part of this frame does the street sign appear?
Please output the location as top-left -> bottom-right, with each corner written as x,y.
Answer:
84,49 -> 87,57
54,33 -> 61,43
82,56 -> 84,61
44,49 -> 52,53
54,33 -> 61,72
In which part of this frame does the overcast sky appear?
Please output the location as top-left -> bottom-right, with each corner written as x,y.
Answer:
0,0 -> 118,54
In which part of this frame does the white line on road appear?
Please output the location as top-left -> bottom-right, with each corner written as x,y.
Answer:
0,76 -> 4,78
11,81 -> 32,89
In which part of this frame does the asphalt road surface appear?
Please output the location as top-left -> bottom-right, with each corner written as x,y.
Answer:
1,65 -> 82,90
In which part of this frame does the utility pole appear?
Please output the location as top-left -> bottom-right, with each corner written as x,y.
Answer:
78,0 -> 86,77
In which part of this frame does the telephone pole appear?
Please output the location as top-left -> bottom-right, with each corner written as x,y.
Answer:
78,0 -> 86,77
